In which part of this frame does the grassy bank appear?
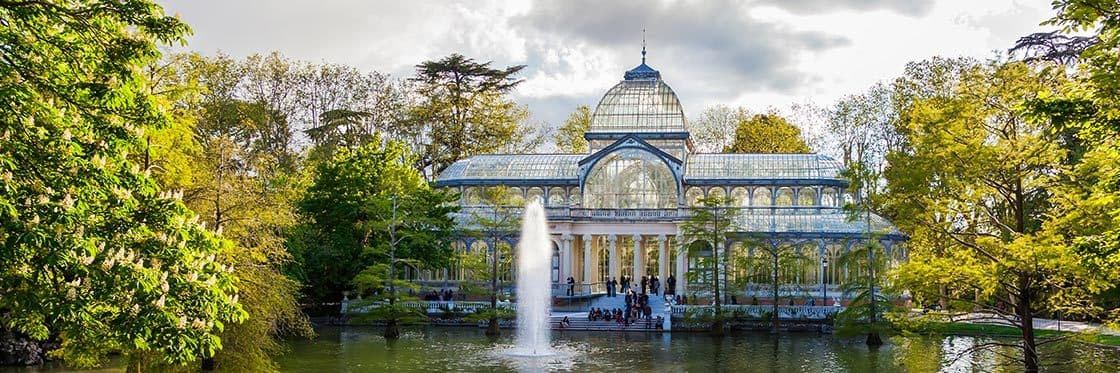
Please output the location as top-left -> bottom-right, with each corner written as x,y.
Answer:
902,321 -> 1120,347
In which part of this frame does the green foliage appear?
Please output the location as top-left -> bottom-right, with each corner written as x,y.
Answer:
294,138 -> 457,302
679,195 -> 739,322
725,113 -> 812,154
0,0 -> 246,367
689,105 -> 741,153
348,302 -> 429,325
408,54 -> 530,178
554,105 -> 592,153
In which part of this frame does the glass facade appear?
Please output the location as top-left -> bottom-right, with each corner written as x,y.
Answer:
583,148 -> 677,209
427,55 -> 905,295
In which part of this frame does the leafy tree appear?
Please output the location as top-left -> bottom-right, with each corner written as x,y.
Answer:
886,60 -> 1111,372
832,239 -> 895,342
725,113 -> 812,154
463,186 -> 521,336
690,105 -> 741,153
737,240 -> 806,333
294,137 -> 457,305
408,54 -> 527,179
144,55 -> 313,372
0,0 -> 246,368
679,195 -> 739,334
554,105 -> 592,153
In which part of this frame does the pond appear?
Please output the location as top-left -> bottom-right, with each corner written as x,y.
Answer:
277,326 -> 1118,372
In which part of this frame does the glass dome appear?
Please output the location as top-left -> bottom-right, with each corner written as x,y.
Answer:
583,148 -> 678,209
587,77 -> 688,134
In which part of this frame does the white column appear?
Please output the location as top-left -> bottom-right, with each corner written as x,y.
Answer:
582,234 -> 592,285
675,233 -> 686,296
608,234 -> 619,282
657,234 -> 668,281
632,234 -> 643,282
560,234 -> 572,282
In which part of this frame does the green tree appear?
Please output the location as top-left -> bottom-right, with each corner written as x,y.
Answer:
679,195 -> 739,334
554,105 -> 592,153
0,0 -> 246,368
408,54 -> 527,179
886,60 -> 1111,372
144,55 -> 313,372
295,137 -> 457,305
737,240 -> 806,333
464,186 -> 521,336
725,113 -> 812,154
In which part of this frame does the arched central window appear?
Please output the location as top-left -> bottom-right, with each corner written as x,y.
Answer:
583,148 -> 678,209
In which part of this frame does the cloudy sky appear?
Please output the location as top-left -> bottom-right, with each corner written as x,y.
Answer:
160,0 -> 1056,129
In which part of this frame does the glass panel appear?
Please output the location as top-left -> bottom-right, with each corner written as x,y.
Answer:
708,187 -> 726,202
588,80 -> 688,134
821,188 -> 837,207
776,188 -> 794,206
569,188 -> 581,206
685,154 -> 844,180
752,187 -> 771,207
548,187 -> 566,206
583,148 -> 679,209
731,187 -> 750,207
798,188 -> 817,206
526,187 -> 543,203
464,187 -> 482,205
686,187 -> 704,206
508,187 -> 525,206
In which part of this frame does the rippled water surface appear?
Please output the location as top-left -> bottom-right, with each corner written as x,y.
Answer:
276,326 -> 1119,372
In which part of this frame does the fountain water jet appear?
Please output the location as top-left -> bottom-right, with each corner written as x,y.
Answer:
514,199 -> 552,356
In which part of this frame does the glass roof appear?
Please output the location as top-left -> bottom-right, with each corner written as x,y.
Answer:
437,154 -> 581,181
686,154 -> 844,180
588,78 -> 688,134
735,210 -> 901,236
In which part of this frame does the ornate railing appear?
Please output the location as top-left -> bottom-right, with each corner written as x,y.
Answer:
670,305 -> 843,320
341,300 -> 506,315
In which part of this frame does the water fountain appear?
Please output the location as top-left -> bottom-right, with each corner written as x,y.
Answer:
513,199 -> 552,356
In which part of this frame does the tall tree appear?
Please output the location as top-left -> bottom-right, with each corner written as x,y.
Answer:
554,105 -> 592,153
691,105 -> 742,153
144,55 -> 312,372
464,186 -> 522,336
725,113 -> 812,154
738,240 -> 805,333
680,195 -> 739,335
0,0 -> 245,368
409,54 -> 527,179
294,136 -> 456,303
887,60 -> 1111,372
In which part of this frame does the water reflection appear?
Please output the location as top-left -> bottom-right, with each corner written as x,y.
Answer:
277,327 -> 1118,372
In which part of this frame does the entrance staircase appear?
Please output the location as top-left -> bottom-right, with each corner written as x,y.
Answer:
550,292 -> 670,332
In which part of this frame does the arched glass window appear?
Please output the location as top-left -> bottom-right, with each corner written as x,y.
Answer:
507,187 -> 525,206
752,187 -> 771,207
464,187 -> 482,205
708,187 -> 726,203
731,187 -> 750,207
821,188 -> 837,207
526,187 -> 544,203
548,187 -> 566,206
551,241 -> 561,283
569,188 -> 582,206
685,187 -> 704,206
583,148 -> 678,209
798,188 -> 817,206
776,187 -> 795,206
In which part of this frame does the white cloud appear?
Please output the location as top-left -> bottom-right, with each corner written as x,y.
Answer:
159,0 -> 1056,126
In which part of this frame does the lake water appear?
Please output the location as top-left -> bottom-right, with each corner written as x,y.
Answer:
276,326 -> 1119,372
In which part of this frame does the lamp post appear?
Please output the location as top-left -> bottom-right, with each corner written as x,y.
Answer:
821,256 -> 829,306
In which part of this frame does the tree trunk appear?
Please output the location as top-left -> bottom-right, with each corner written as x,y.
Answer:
486,316 -> 500,336
1018,274 -> 1039,373
384,319 -> 400,339
772,252 -> 780,334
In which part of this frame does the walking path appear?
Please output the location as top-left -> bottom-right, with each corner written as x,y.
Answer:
952,312 -> 1119,336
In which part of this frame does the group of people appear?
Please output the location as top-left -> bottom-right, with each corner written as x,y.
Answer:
585,290 -> 663,329
422,289 -> 455,302
605,274 -> 676,297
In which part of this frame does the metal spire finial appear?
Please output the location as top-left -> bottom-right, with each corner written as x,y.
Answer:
641,29 -> 647,64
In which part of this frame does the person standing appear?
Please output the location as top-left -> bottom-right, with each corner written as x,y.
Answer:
608,277 -> 617,297
566,276 -> 575,296
640,275 -> 649,294
666,274 -> 676,296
